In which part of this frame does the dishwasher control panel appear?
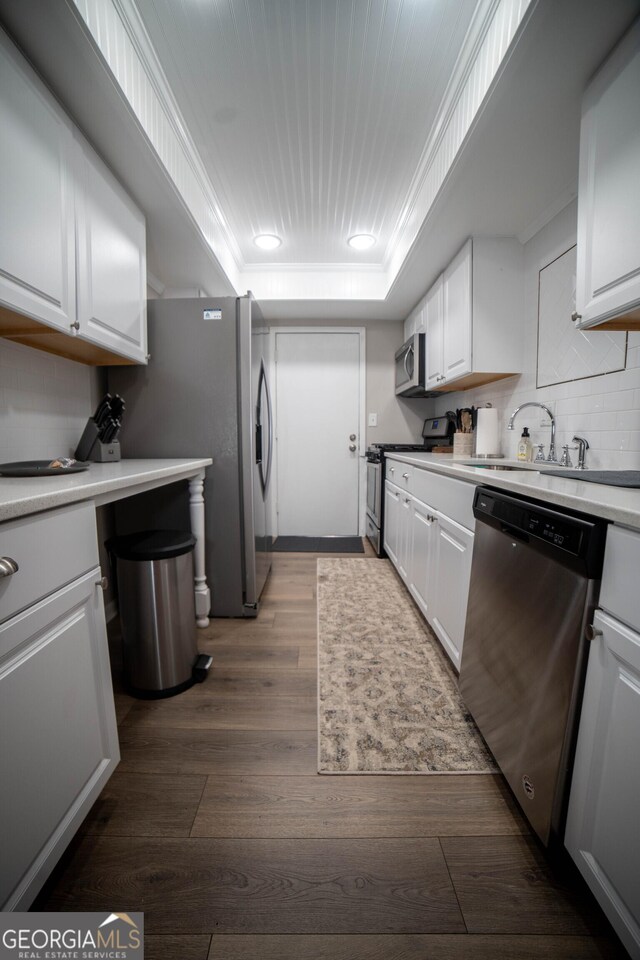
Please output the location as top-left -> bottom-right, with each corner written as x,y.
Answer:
474,488 -> 587,557
526,515 -> 582,552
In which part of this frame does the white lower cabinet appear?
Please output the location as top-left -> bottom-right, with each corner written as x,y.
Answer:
0,503 -> 119,909
429,513 -> 474,671
383,481 -> 412,582
397,493 -> 412,582
565,609 -> 640,958
384,466 -> 474,669
383,481 -> 401,568
566,521 -> 640,957
408,497 -> 437,620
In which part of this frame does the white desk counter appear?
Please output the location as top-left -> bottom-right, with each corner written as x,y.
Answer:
0,458 -> 213,626
0,458 -> 211,521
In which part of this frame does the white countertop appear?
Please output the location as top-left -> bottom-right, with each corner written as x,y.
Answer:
384,452 -> 640,529
0,459 -> 212,521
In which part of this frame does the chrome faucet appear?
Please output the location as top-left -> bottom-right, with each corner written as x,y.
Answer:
508,402 -> 557,462
572,435 -> 589,470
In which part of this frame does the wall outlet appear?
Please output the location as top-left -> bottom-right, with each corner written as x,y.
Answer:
368,413 -> 378,427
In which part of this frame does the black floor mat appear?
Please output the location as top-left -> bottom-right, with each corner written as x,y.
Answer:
272,536 -> 364,553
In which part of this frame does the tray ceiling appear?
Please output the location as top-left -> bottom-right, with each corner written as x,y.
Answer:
133,0 -> 479,267
59,0 -> 533,301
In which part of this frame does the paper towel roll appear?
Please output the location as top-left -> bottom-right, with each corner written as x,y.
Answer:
475,407 -> 500,457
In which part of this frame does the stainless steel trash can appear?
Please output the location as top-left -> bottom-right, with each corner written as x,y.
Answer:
107,530 -> 209,698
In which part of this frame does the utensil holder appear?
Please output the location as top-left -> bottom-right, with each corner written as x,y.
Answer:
453,432 -> 474,457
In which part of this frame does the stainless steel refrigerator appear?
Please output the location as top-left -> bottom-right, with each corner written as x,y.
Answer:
109,294 -> 273,617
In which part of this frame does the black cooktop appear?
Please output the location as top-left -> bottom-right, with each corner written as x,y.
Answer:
369,442 -> 428,451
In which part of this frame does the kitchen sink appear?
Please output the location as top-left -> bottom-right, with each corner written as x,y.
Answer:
460,463 -> 539,471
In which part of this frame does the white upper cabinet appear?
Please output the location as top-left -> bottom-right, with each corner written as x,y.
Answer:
403,299 -> 425,342
75,136 -> 148,364
443,241 -> 472,382
575,20 -> 640,331
0,30 -> 76,333
0,26 -> 147,365
429,237 -> 524,393
424,275 -> 444,390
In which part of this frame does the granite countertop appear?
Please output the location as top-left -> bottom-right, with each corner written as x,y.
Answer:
383,452 -> 640,529
0,459 -> 212,522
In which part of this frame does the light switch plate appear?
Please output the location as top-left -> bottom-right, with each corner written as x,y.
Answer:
368,413 -> 378,427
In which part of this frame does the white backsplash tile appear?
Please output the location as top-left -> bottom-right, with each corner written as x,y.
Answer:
0,340 -> 103,462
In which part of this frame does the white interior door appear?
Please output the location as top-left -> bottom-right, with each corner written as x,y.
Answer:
275,331 -> 362,537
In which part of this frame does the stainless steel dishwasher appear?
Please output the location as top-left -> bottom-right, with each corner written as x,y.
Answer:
459,486 -> 608,846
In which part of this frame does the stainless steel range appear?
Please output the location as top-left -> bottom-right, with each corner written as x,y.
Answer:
365,416 -> 455,556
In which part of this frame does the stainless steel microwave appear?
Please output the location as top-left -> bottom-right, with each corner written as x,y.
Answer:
395,333 -> 426,396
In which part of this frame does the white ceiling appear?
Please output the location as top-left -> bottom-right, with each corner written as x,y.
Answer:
1,0 -> 639,320
133,0 -> 479,267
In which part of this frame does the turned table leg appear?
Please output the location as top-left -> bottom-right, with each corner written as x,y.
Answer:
188,470 -> 211,627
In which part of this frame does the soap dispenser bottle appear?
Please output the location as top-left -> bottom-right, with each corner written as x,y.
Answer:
517,427 -> 533,462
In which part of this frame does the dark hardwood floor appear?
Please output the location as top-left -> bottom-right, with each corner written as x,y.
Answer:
33,547 -> 627,959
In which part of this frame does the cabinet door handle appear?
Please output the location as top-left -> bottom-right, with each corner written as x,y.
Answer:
402,472 -> 409,479
95,576 -> 109,591
0,556 -> 19,578
571,312 -> 582,323
389,467 -> 395,474
585,624 -> 603,642
70,320 -> 80,331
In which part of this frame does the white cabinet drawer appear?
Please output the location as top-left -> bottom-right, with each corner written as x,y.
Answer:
600,524 -> 640,631
0,502 -> 99,627
385,460 -> 413,489
413,468 -> 475,531
0,568 -> 119,909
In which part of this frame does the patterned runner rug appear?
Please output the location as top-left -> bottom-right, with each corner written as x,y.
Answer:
317,558 -> 497,774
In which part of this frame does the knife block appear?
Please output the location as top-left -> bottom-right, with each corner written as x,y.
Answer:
74,418 -> 121,462
92,440 -> 121,462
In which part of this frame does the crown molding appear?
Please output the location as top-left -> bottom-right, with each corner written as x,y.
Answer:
384,0 -> 536,287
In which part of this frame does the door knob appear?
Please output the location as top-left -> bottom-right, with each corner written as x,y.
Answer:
349,433 -> 356,441
349,443 -> 357,452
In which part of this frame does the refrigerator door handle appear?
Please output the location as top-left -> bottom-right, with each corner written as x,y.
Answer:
257,359 -> 272,497
263,361 -> 273,496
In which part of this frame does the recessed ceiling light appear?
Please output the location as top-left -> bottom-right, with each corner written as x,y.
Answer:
348,234 -> 376,250
253,234 -> 281,251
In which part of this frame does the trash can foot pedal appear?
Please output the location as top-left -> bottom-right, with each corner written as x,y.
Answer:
193,653 -> 213,683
